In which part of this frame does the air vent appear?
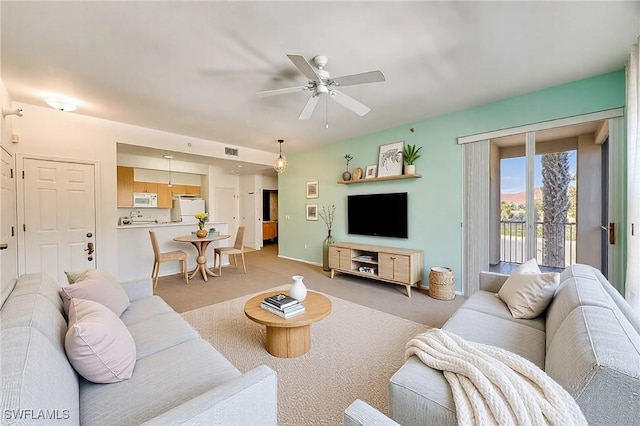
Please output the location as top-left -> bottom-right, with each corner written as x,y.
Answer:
225,147 -> 239,157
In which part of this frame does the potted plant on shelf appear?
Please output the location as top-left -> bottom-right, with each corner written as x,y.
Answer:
342,154 -> 353,181
403,144 -> 422,175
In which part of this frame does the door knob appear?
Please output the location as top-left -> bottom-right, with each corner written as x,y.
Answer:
0,243 -> 8,250
85,242 -> 94,255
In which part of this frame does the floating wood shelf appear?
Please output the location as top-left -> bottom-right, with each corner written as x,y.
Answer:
337,173 -> 422,184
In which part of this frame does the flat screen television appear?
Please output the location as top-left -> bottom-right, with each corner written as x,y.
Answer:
347,192 -> 408,238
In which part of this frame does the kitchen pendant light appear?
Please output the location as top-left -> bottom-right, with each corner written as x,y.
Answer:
164,155 -> 173,187
274,139 -> 288,173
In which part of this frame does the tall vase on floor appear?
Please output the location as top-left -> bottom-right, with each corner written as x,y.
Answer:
289,275 -> 307,301
322,230 -> 334,272
319,205 -> 336,273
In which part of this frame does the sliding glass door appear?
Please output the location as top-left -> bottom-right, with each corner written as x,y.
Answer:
491,121 -> 604,273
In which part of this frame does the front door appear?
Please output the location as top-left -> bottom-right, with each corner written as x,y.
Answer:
20,157 -> 96,283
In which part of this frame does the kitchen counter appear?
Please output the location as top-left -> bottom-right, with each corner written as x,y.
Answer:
117,221 -> 229,281
117,221 -> 228,229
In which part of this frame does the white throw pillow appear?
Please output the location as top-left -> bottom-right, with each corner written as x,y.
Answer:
497,258 -> 560,319
64,298 -> 136,383
60,269 -> 130,316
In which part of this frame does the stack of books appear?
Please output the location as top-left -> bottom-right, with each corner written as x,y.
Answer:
261,293 -> 305,319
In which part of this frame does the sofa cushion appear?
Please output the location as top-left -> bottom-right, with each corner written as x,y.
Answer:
60,270 -> 130,316
120,295 -> 175,326
460,290 -> 545,332
1,274 -> 79,425
444,308 -> 546,368
127,311 -> 199,360
546,273 -> 619,350
78,338 -> 242,426
65,298 -> 136,383
497,260 -> 560,319
545,305 -> 640,425
389,356 -> 456,426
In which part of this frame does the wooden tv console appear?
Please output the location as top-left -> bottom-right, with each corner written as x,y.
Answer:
328,242 -> 423,297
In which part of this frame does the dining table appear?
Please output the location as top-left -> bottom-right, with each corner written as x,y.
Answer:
173,234 -> 231,281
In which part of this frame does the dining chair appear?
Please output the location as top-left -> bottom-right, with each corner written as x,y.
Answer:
213,226 -> 247,276
149,230 -> 188,288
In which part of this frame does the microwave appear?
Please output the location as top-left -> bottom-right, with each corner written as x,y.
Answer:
133,193 -> 158,208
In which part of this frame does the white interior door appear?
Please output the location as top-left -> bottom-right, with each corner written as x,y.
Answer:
20,158 -> 96,283
215,187 -> 236,223
1,147 -> 18,289
240,191 -> 256,249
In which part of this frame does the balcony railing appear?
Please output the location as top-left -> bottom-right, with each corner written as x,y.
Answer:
499,220 -> 577,268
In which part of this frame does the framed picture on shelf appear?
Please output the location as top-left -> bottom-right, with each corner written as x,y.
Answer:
306,181 -> 319,198
365,165 -> 377,179
377,141 -> 404,177
306,203 -> 318,221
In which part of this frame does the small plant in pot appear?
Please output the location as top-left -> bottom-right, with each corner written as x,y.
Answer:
403,144 -> 422,175
342,154 -> 354,181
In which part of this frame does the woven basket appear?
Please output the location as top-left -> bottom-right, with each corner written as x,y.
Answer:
428,267 -> 455,300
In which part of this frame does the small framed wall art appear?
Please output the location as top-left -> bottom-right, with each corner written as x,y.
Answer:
365,165 -> 377,179
306,203 -> 318,221
306,181 -> 319,198
377,141 -> 404,177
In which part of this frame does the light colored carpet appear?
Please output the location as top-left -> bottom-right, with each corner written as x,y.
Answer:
181,286 -> 430,426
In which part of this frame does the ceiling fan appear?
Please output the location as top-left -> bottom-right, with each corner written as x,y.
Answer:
256,54 -> 386,120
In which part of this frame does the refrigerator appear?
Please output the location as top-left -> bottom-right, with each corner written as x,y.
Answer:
171,196 -> 206,224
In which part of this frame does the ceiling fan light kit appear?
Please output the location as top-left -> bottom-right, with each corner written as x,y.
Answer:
257,54 -> 385,123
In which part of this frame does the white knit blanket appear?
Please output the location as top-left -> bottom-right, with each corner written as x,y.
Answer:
405,329 -> 587,426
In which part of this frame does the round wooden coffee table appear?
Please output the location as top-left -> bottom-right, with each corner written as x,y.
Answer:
244,290 -> 332,358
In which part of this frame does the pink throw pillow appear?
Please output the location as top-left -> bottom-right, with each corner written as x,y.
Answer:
65,298 -> 136,383
60,269 -> 129,316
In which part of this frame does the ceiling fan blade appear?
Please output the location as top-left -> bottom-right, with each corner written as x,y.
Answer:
256,85 -> 308,97
329,90 -> 371,116
287,54 -> 322,81
299,94 -> 320,120
331,70 -> 386,87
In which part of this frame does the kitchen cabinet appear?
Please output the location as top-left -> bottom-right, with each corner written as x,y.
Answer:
171,184 -> 200,197
133,181 -> 158,194
117,166 -> 134,208
184,185 -> 200,195
262,221 -> 277,240
157,184 -> 173,208
170,184 -> 185,196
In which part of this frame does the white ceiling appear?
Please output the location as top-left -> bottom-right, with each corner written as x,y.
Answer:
2,1 -> 639,158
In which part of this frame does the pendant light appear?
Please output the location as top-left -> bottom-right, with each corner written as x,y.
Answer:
274,139 -> 288,173
164,155 -> 173,187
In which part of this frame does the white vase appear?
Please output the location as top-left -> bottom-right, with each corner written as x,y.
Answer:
289,275 -> 307,301
405,164 -> 416,175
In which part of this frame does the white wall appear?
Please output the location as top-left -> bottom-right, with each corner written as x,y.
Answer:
11,102 -> 275,279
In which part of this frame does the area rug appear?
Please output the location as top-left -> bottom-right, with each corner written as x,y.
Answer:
181,287 -> 430,426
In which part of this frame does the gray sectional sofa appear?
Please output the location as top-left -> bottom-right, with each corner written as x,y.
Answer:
1,273 -> 277,425
345,264 -> 640,426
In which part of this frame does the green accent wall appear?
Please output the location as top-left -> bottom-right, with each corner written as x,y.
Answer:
277,70 -> 626,292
